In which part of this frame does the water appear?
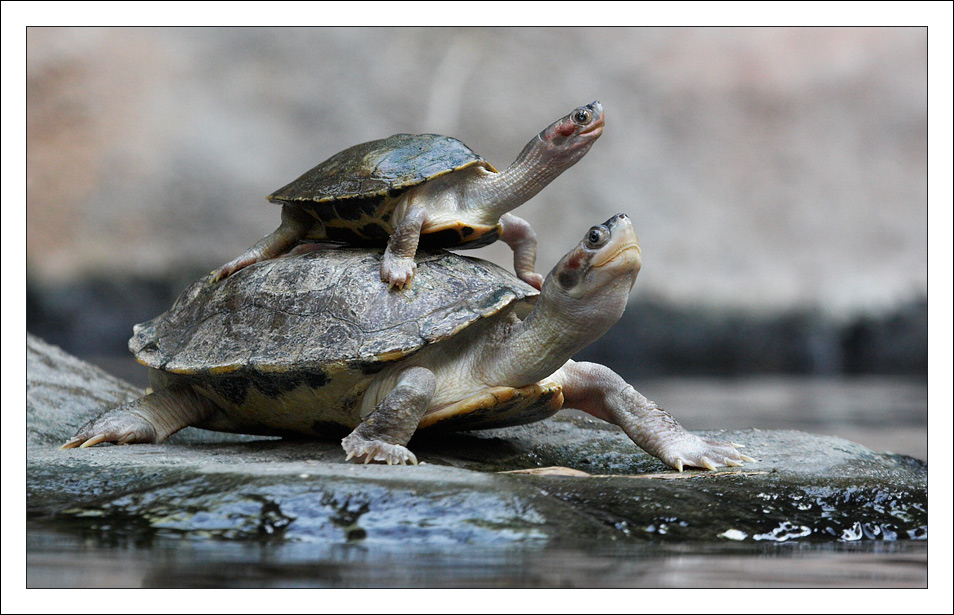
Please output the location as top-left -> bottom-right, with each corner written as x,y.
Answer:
24,375 -> 929,589
26,523 -> 926,588
635,375 -> 927,460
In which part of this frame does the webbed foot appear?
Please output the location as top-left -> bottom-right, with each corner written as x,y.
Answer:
552,361 -> 758,473
210,256 -> 254,283
380,253 -> 417,290
210,205 -> 314,283
60,409 -> 159,449
60,385 -> 216,450
342,432 -> 418,465
655,436 -> 756,472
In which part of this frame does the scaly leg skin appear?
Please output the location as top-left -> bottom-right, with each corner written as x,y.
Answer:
210,204 -> 314,282
341,367 -> 436,465
499,213 -> 543,290
380,204 -> 427,290
60,384 -> 216,449
553,360 -> 755,471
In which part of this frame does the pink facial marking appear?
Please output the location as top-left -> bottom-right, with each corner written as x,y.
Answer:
566,252 -> 583,269
556,121 -> 576,137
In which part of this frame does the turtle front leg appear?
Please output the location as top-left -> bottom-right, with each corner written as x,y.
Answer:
342,367 -> 436,465
210,205 -> 314,282
553,360 -> 754,472
380,204 -> 427,290
61,384 -> 216,449
499,213 -> 543,290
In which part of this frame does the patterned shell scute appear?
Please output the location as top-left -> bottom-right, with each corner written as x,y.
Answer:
268,134 -> 492,204
130,248 -> 537,375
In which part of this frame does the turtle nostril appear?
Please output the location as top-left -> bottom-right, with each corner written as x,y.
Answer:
602,213 -> 627,228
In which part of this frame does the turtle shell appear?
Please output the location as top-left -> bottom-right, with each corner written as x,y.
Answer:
268,134 -> 494,204
131,248 -> 536,377
266,134 -> 499,248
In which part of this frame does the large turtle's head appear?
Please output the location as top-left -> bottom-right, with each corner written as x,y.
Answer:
487,214 -> 639,386
542,213 -> 640,329
536,101 -> 605,164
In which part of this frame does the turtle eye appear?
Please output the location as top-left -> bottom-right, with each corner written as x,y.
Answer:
573,108 -> 592,124
585,226 -> 609,248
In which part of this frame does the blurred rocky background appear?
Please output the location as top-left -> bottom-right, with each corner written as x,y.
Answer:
26,27 -> 927,386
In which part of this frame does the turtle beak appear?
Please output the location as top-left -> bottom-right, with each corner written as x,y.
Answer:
580,101 -> 605,136
592,214 -> 640,272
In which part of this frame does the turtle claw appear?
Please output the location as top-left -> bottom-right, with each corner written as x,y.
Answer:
209,265 -> 232,284
117,433 -> 138,445
208,269 -> 223,284
59,436 -> 83,450
210,264 -> 241,284
655,434 -> 752,472
380,254 -> 417,290
729,443 -> 757,463
341,433 -> 418,465
79,433 -> 109,448
62,408 -> 160,450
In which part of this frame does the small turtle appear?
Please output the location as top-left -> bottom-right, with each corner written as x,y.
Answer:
63,214 -> 751,471
211,101 -> 605,290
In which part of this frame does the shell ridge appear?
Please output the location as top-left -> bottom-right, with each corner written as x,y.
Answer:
133,248 -> 535,374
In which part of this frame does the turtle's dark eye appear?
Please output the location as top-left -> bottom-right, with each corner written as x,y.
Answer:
585,226 -> 609,248
573,108 -> 591,124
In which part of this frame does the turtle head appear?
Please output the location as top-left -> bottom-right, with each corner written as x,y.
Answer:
542,213 -> 640,327
481,102 -> 605,216
490,213 -> 640,386
536,101 -> 605,163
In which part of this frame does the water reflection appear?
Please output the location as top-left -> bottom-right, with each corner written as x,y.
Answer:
28,523 -> 926,588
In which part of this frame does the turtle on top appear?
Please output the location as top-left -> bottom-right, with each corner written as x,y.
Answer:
210,101 -> 605,290
63,215 -> 751,472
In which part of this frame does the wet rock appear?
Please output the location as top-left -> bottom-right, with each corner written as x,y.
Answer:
28,334 -> 926,546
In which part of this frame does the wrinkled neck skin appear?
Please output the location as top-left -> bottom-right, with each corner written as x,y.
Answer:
466,135 -> 593,221
481,275 -> 631,388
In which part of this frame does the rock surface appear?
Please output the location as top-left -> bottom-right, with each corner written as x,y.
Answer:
27,334 -> 927,547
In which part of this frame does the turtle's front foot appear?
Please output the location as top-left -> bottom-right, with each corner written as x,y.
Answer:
380,253 -> 417,290
60,409 -> 159,449
499,213 -> 542,290
342,432 -> 419,465
553,362 -> 757,473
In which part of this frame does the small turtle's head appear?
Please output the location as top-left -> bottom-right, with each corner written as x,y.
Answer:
542,213 -> 640,327
536,101 -> 605,163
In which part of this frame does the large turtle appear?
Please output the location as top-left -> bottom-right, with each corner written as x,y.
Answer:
210,101 -> 605,290
64,214 -> 751,472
